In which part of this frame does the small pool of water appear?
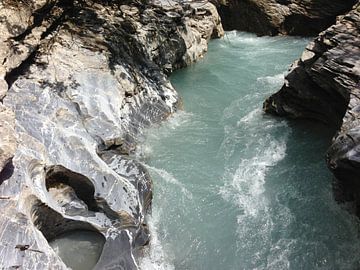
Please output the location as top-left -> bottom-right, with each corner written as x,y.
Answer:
49,230 -> 105,270
139,32 -> 360,270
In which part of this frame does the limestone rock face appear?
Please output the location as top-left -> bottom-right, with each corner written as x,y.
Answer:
0,0 -> 223,269
214,0 -> 357,36
264,5 -> 360,213
0,104 -> 16,178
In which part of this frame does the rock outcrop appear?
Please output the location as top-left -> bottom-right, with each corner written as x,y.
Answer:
214,0 -> 357,36
0,104 -> 16,178
0,0 -> 223,269
264,4 -> 360,214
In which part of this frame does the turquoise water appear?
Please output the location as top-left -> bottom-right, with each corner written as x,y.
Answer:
138,32 -> 360,270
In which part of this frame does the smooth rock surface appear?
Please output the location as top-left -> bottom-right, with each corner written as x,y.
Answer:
0,0 -> 223,269
0,104 -> 16,180
264,4 -> 360,214
213,0 -> 357,36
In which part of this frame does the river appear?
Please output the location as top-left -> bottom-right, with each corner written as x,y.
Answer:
138,31 -> 360,270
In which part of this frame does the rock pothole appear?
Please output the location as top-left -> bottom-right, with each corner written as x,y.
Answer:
45,165 -> 99,214
29,193 -> 106,270
49,230 -> 106,270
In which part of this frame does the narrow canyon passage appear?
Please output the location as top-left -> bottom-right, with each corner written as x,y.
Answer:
138,32 -> 360,270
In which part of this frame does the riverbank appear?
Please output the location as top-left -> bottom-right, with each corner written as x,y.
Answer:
0,1 -> 222,268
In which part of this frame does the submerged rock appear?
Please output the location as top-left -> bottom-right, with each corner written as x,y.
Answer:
0,0 -> 223,269
264,4 -> 360,214
213,0 -> 357,36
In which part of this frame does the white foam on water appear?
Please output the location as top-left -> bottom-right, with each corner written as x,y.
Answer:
237,108 -> 262,125
219,133 -> 289,268
145,165 -> 192,200
137,110 -> 193,156
220,138 -> 287,216
219,105 -> 290,268
256,73 -> 285,86
139,165 -> 192,270
220,105 -> 288,164
165,110 -> 194,130
220,31 -> 283,52
139,209 -> 175,270
137,110 -> 196,270
224,31 -> 267,46
224,30 -> 238,39
266,239 -> 297,270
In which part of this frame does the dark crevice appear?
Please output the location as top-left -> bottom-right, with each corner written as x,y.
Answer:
12,1 -> 58,42
215,0 -> 278,35
45,165 -> 128,221
4,48 -> 39,89
40,9 -> 67,40
97,140 -> 131,156
30,195 -> 100,241
214,0 -> 357,36
45,165 -> 99,212
4,0 -> 75,89
0,159 -> 15,185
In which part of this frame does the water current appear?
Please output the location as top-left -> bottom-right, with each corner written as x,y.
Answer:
138,31 -> 360,270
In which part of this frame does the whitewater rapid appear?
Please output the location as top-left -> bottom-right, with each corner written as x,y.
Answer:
138,31 -> 360,270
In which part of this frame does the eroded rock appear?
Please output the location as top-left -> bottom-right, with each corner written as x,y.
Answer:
213,0 -> 357,36
0,0 -> 223,268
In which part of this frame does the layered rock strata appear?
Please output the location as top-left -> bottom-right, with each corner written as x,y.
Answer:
0,0 -> 223,269
264,4 -> 360,214
214,0 -> 357,36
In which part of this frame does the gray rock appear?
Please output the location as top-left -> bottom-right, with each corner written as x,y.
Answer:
264,4 -> 360,214
0,0 -> 223,269
0,104 -> 16,178
213,0 -> 357,36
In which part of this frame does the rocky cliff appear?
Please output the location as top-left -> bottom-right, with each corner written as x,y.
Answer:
214,0 -> 357,36
0,0 -> 223,269
264,3 -> 360,214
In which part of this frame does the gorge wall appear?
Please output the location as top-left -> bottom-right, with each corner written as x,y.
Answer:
264,3 -> 360,215
213,0 -> 358,36
0,0 -> 223,269
211,0 -> 360,218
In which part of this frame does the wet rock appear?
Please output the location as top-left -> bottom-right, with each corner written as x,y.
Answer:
264,4 -> 360,214
213,0 -> 357,36
0,0 -> 223,269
